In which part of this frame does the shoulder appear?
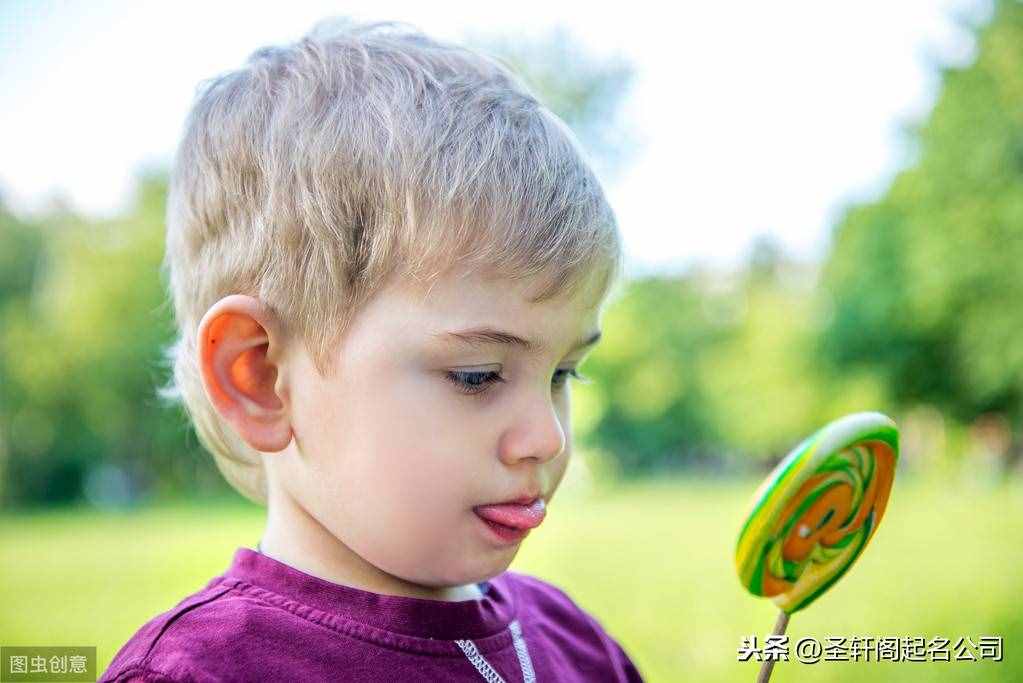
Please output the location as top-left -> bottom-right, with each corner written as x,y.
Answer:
98,578 -> 314,683
501,570 -> 594,621
98,579 -> 232,683
500,569 -> 614,637
500,571 -> 644,682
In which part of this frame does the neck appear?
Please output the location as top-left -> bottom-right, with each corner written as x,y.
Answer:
258,479 -> 483,602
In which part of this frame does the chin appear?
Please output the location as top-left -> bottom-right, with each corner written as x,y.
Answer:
434,559 -> 506,588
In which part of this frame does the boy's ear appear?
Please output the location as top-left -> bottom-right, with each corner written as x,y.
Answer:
197,294 -> 293,453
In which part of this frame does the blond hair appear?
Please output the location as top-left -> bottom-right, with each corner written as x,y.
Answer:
159,18 -> 625,505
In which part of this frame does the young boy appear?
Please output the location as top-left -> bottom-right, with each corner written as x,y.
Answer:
100,17 -> 642,683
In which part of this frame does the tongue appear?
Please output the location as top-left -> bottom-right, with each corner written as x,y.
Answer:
474,499 -> 546,529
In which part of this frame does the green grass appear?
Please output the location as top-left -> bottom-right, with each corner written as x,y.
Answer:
2,474 -> 1021,682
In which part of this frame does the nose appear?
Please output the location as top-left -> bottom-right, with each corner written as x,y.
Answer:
498,395 -> 567,466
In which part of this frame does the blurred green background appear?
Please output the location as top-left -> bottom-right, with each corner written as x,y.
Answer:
3,2 -> 1023,681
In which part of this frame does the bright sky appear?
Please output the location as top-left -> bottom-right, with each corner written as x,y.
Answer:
1,0 -> 987,275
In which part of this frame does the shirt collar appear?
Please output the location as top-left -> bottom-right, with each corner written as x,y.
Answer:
222,546 -> 517,640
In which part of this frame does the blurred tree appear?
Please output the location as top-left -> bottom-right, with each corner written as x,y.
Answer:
576,273 -> 732,474
0,196 -> 45,306
820,0 -> 1023,476
700,240 -> 887,463
0,172 -> 221,506
0,199 -> 48,503
577,238 -> 891,476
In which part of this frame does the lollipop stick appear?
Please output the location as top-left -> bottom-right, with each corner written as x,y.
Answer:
755,610 -> 789,683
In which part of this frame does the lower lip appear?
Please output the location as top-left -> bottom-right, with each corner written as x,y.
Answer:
474,512 -> 531,544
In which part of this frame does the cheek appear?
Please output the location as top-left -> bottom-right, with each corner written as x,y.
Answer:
331,377 -> 477,497
298,366 -> 504,509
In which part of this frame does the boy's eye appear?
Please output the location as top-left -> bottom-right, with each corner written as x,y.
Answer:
445,368 -> 590,396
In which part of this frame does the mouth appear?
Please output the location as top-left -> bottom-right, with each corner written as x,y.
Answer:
473,497 -> 546,543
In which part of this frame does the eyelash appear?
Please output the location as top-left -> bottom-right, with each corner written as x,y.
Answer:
446,368 -> 591,396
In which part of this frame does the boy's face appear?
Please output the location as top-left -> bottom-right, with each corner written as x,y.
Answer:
263,264 -> 606,596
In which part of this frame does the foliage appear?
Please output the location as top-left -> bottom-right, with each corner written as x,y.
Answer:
820,0 -> 1023,451
0,173 -> 219,506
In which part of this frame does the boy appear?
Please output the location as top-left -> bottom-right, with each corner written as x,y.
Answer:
100,17 -> 642,682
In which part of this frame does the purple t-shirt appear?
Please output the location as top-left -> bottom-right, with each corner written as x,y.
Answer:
99,547 -> 644,682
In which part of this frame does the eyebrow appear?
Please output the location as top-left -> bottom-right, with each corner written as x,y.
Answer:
435,326 -> 602,355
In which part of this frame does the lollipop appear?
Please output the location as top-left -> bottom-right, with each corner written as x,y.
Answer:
735,412 -> 899,681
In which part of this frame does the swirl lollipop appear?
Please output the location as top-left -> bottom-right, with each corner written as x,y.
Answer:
735,412 -> 898,682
